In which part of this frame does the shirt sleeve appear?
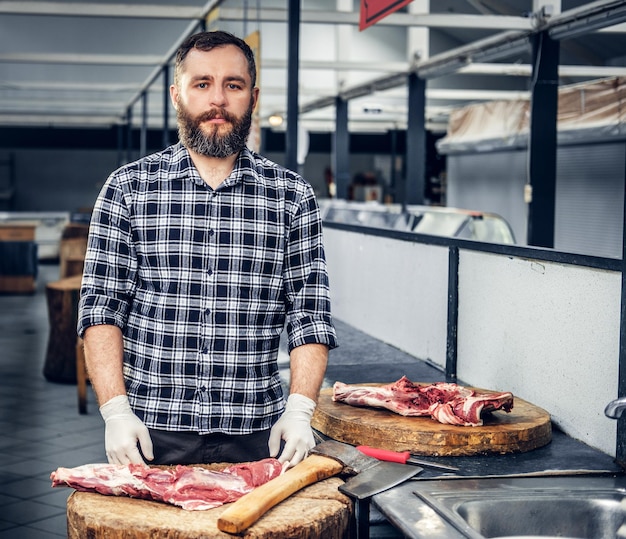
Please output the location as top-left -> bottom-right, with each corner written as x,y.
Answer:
283,182 -> 338,352
77,171 -> 137,337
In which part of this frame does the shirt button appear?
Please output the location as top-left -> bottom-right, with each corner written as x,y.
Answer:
208,229 -> 214,236
207,269 -> 213,276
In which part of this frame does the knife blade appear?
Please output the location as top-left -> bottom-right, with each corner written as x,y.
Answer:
357,445 -> 459,472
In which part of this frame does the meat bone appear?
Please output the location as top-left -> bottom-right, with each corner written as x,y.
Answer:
217,439 -> 421,534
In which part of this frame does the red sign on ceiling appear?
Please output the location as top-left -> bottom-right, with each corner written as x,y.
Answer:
360,0 -> 413,31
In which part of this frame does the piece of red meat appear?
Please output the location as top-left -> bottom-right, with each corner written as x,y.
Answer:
50,458 -> 283,511
224,458 -> 285,487
332,376 -> 513,426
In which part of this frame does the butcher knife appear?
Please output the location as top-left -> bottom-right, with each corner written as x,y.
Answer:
357,445 -> 460,472
217,439 -> 421,534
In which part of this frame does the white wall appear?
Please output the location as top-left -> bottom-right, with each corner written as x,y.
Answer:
324,227 -> 449,368
324,226 -> 621,457
457,251 -> 619,456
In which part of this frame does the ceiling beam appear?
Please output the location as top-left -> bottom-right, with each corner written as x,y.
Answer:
5,64 -> 626,94
216,7 -> 534,30
0,1 -> 205,19
0,2 -> 534,30
0,114 -> 123,126
459,63 -> 626,78
0,52 -> 163,65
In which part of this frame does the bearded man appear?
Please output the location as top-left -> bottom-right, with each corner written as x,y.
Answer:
78,31 -> 337,468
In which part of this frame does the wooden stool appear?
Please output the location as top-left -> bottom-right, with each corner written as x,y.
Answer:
43,274 -> 82,383
59,222 -> 88,278
64,256 -> 85,279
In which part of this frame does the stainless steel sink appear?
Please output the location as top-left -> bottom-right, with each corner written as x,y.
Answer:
373,474 -> 626,539
453,490 -> 623,538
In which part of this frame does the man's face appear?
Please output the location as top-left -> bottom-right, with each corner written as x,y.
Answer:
171,45 -> 259,158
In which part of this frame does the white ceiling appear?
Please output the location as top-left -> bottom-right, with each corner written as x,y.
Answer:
1,0 -> 626,134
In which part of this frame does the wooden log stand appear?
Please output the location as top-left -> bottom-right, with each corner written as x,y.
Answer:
66,476 -> 352,539
43,274 -> 82,384
312,386 -> 552,456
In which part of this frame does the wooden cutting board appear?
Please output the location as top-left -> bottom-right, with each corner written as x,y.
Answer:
66,476 -> 351,539
312,386 -> 552,456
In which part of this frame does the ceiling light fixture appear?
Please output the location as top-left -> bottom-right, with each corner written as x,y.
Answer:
268,114 -> 283,127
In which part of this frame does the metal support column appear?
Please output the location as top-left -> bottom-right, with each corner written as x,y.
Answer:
116,122 -> 125,168
527,30 -> 559,248
390,128 -> 398,203
126,107 -> 133,164
617,147 -> 626,466
405,72 -> 426,205
446,246 -> 459,381
285,0 -> 300,172
333,96 -> 350,200
140,91 -> 148,157
162,65 -> 170,149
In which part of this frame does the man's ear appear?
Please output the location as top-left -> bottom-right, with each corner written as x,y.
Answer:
169,84 -> 179,109
251,87 -> 260,112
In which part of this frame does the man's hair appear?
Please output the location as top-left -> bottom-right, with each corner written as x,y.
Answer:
174,31 -> 257,89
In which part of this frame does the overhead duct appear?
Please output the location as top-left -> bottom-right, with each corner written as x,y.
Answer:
547,0 -> 626,40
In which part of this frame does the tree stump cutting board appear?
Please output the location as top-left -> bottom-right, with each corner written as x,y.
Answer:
67,476 -> 351,539
312,386 -> 552,456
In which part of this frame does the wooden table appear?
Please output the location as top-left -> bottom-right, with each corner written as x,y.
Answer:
0,221 -> 38,293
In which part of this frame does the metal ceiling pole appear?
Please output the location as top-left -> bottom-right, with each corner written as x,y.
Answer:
285,0 -> 300,172
116,122 -> 125,168
404,72 -> 426,205
140,91 -> 148,157
333,96 -> 350,200
126,106 -> 133,164
163,65 -> 170,149
526,30 -> 559,248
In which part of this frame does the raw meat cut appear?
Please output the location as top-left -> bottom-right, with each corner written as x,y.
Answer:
51,458 -> 283,510
332,376 -> 514,426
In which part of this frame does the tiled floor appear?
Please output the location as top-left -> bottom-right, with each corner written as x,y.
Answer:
0,264 -> 104,538
0,263 -> 430,538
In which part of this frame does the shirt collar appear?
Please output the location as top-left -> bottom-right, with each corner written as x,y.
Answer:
171,143 -> 257,190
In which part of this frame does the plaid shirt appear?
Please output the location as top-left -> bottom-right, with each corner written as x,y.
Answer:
78,143 -> 337,435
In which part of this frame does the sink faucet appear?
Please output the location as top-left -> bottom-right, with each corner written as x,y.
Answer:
604,397 -> 626,419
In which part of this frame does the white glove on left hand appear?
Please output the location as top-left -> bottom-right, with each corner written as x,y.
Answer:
100,395 -> 154,465
268,393 -> 316,468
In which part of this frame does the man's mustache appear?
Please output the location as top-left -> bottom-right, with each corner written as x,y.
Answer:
197,109 -> 235,123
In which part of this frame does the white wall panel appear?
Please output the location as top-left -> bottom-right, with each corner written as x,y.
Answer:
324,227 -> 449,367
457,250 -> 620,456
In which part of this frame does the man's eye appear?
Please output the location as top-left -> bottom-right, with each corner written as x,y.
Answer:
198,83 -> 207,89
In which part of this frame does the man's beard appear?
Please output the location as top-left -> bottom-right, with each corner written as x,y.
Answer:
176,100 -> 253,158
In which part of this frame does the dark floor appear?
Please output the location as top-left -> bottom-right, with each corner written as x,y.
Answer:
0,264 -> 445,538
0,264 -> 104,538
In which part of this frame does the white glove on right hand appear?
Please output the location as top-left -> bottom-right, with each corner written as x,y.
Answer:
99,395 -> 154,465
268,393 -> 317,468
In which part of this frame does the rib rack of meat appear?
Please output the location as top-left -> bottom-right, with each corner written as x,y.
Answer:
332,376 -> 514,427
51,458 -> 283,510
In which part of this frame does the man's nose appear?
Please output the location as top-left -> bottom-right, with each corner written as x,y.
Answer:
208,85 -> 227,106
